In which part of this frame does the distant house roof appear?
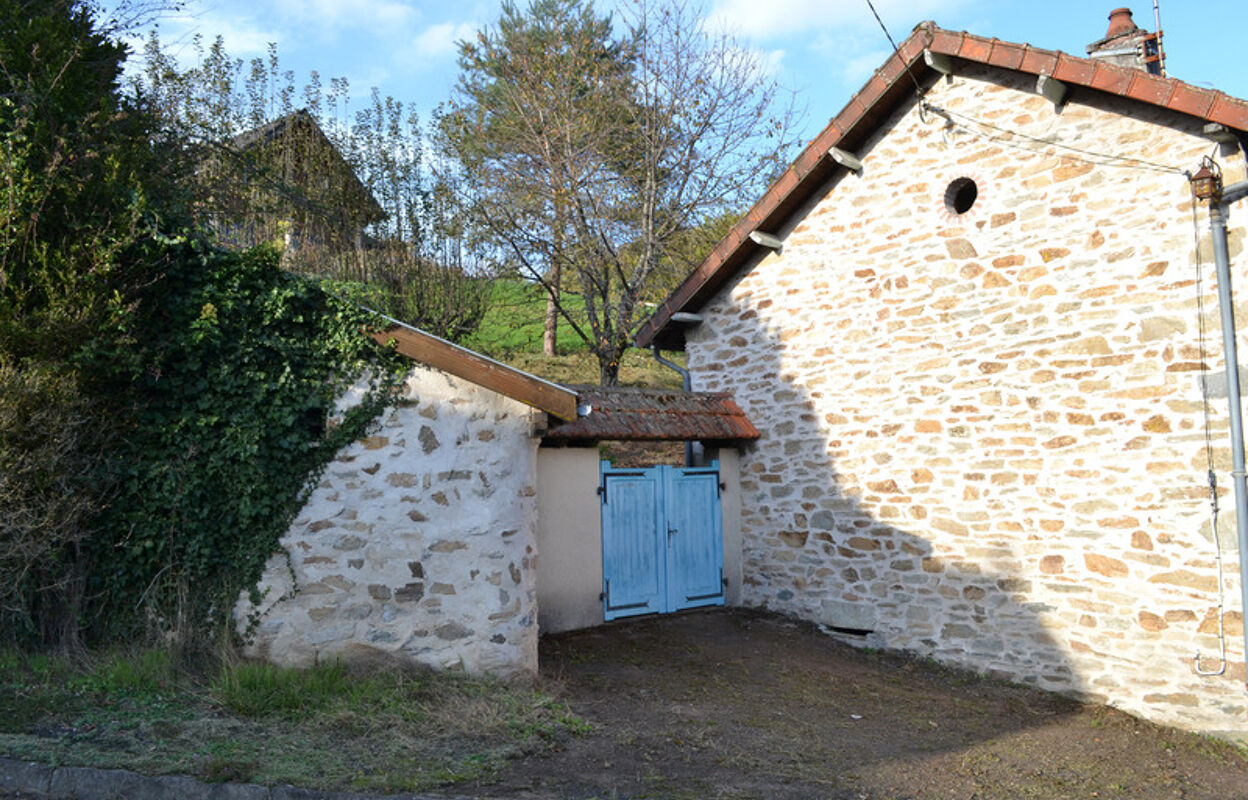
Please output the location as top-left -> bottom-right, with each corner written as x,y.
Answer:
369,324 -> 579,421
231,109 -> 385,226
544,385 -> 760,443
636,20 -> 1248,351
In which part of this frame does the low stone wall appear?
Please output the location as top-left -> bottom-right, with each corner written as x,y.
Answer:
686,63 -> 1248,735
236,365 -> 541,679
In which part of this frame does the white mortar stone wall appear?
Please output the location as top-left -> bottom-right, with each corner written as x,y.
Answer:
686,64 -> 1248,735
236,365 -> 541,679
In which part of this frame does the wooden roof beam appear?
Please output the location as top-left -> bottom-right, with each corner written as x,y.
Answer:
370,325 -> 579,421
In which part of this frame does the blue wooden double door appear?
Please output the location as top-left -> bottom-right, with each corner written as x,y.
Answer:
600,462 -> 725,620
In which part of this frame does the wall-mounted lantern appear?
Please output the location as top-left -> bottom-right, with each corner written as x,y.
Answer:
1191,156 -> 1223,202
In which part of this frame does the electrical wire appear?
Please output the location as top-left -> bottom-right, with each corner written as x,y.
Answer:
922,103 -> 1186,175
863,0 -> 926,100
1191,180 -> 1229,676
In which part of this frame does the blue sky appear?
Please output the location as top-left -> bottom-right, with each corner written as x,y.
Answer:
107,0 -> 1248,145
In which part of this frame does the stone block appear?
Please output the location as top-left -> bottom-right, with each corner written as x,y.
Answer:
0,757 -> 51,795
819,600 -> 877,631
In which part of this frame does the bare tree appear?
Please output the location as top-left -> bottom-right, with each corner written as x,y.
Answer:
444,0 -> 801,384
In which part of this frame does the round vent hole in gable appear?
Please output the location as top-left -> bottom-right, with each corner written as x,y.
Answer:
944,177 -> 979,215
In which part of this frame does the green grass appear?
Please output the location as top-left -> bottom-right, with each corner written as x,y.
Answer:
0,646 -> 589,792
462,279 -> 589,357
461,278 -> 685,389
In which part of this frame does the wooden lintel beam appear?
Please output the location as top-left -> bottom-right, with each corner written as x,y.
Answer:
748,230 -> 783,251
370,326 -> 579,421
829,147 -> 863,173
1036,74 -> 1067,107
923,49 -> 954,75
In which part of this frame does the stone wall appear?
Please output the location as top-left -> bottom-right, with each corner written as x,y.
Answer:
686,63 -> 1248,734
236,365 -> 541,679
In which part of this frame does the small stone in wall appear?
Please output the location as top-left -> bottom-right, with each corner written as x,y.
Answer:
779,531 -> 808,548
419,425 -> 440,454
407,509 -> 428,522
509,563 -> 521,584
344,604 -> 372,620
491,634 -> 506,644
429,540 -> 466,553
394,582 -> 425,603
431,583 -> 457,595
333,535 -> 367,551
1039,555 -> 1064,574
1084,553 -> 1128,578
408,561 -> 424,578
435,622 -> 473,640
348,558 -> 363,569
368,584 -> 392,601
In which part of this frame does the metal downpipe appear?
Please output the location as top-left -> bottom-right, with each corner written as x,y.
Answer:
1208,179 -> 1248,680
652,345 -> 696,466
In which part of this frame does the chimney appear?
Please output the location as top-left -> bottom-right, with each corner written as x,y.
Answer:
1086,7 -> 1163,75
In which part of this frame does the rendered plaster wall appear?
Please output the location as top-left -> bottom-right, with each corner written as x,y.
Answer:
236,365 -> 541,679
686,64 -> 1248,734
536,447 -> 605,634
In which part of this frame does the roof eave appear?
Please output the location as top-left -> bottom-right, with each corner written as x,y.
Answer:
636,21 -> 1248,350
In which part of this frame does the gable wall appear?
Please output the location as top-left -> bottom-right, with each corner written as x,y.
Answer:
236,365 -> 541,679
686,64 -> 1248,734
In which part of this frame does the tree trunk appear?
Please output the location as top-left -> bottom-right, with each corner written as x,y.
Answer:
543,270 -> 559,357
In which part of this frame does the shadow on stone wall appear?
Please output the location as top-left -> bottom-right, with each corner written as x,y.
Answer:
690,289 -> 1089,723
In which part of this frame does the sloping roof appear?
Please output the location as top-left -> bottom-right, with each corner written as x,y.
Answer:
636,20 -> 1248,351
231,109 -> 385,225
544,386 -> 760,442
370,324 -> 579,421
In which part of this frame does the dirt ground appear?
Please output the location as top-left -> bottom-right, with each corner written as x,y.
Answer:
464,608 -> 1248,800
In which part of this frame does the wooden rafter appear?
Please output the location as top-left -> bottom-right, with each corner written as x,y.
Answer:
369,325 -> 579,421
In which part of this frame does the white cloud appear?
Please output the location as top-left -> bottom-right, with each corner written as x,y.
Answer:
837,47 -> 893,88
273,0 -> 419,36
120,9 -> 281,73
413,21 -> 479,60
704,0 -> 968,42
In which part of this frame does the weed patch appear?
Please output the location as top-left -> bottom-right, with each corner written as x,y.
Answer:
0,648 -> 587,792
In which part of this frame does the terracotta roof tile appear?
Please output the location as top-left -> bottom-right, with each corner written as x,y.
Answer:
958,36 -> 993,63
1020,47 -> 1060,77
929,27 -> 963,54
987,40 -> 1026,71
1052,53 -> 1096,85
1125,71 -> 1174,106
1167,84 -> 1215,118
1090,63 -> 1135,95
1209,95 -> 1248,131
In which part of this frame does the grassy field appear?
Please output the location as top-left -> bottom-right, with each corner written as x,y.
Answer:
0,647 -> 588,793
462,279 -> 684,389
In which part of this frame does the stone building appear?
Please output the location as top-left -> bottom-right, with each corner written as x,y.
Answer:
236,325 -> 757,680
637,13 -> 1248,736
